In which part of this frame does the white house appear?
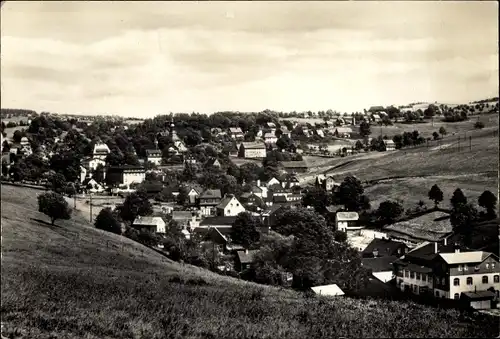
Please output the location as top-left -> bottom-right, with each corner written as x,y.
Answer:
93,142 -> 110,160
229,127 -> 244,140
384,140 -> 396,151
264,132 -> 277,144
266,122 -> 277,134
132,216 -> 166,234
216,194 -> 246,217
239,142 -> 267,159
334,127 -> 353,138
335,211 -> 362,232
82,178 -> 105,193
146,149 -> 162,166
83,157 -> 107,171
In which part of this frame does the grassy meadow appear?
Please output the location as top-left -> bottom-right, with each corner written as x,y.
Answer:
2,185 -> 499,338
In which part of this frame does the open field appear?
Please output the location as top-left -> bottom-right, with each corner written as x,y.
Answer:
2,185 -> 498,338
3,126 -> 26,139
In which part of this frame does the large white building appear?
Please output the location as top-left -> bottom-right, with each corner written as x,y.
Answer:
239,142 -> 267,159
216,194 -> 246,217
93,142 -> 110,160
335,212 -> 362,232
146,149 -> 162,166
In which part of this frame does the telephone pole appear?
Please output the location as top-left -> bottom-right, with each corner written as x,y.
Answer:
89,193 -> 93,223
469,136 -> 472,151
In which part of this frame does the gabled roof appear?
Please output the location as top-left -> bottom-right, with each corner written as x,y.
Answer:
439,251 -> 494,265
264,133 -> 276,138
146,149 -> 162,156
241,141 -> 266,150
200,189 -> 222,199
172,211 -> 194,220
236,250 -> 259,264
384,140 -> 395,145
217,195 -> 240,209
336,211 -> 359,221
250,185 -> 263,193
403,241 -> 461,262
362,256 -> 399,272
206,157 -> 221,166
229,127 -> 243,134
335,127 -> 353,134
362,238 -> 407,257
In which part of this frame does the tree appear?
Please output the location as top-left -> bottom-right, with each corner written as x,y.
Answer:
118,189 -> 153,222
335,176 -> 370,211
428,184 -> 443,208
95,208 -> 122,234
376,201 -> 404,226
50,172 -> 67,193
232,212 -> 261,248
450,188 -> 468,210
439,127 -> 447,138
37,192 -> 72,225
432,132 -> 440,140
176,186 -> 189,206
478,190 -> 497,219
333,230 -> 347,243
355,140 -> 364,150
301,186 -> 331,214
450,203 -> 479,245
359,121 -> 371,137
474,121 -> 485,129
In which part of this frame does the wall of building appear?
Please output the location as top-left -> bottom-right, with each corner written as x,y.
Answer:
123,172 -> 145,186
449,273 -> 500,299
244,148 -> 266,159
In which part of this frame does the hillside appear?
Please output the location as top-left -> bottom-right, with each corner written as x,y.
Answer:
1,185 -> 498,338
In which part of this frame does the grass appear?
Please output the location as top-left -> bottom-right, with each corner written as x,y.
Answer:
1,185 -> 499,338
386,210 -> 452,235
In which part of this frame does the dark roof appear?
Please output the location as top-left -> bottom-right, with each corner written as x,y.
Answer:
368,106 -> 385,112
199,216 -> 237,226
461,291 -> 495,300
362,238 -> 407,257
250,185 -> 263,193
146,149 -> 162,156
273,195 -> 288,203
217,195 -> 239,209
404,241 -> 462,262
236,250 -> 259,264
362,256 -> 399,272
200,189 -> 222,199
206,157 -> 221,166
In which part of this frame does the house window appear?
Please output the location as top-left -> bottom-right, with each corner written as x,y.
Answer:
475,265 -> 480,271
454,293 -> 460,300
464,265 -> 468,271
410,271 -> 415,279
494,275 -> 499,283
416,273 -> 421,280
458,265 -> 462,272
492,263 -> 496,269
482,276 -> 488,284
486,263 -> 490,269
422,274 -> 427,282
435,291 -> 440,297
466,277 -> 473,285
454,278 -> 460,286
413,285 -> 418,293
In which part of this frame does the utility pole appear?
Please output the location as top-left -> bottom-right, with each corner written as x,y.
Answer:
469,136 -> 472,151
89,193 -> 93,223
458,136 -> 460,152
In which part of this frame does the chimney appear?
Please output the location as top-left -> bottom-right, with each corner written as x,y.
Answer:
245,249 -> 249,255
373,249 -> 379,257
257,179 -> 261,187
434,242 -> 438,254
444,238 -> 447,246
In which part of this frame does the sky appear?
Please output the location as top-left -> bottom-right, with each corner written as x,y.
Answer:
1,1 -> 498,117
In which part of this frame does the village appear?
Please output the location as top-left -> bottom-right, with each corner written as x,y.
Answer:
1,101 -> 499,313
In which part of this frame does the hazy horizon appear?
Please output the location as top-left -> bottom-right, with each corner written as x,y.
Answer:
1,1 -> 498,118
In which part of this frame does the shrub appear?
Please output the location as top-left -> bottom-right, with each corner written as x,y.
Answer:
474,121 -> 485,129
37,192 -> 72,225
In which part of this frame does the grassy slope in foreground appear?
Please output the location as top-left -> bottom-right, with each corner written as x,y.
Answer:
1,185 -> 498,339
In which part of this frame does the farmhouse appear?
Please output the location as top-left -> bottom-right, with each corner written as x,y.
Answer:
229,127 -> 244,140
132,216 -> 166,234
263,132 -> 277,144
333,127 -> 353,138
239,142 -> 267,159
280,161 -> 308,174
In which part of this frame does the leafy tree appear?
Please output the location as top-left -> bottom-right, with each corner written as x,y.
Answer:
335,176 -> 370,211
176,186 -> 189,206
301,186 -> 331,214
450,188 -> 468,210
37,192 -> 72,225
428,184 -> 443,208
474,121 -> 485,129
333,230 -> 347,243
450,203 -> 479,245
50,172 -> 67,193
231,212 -> 262,248
478,190 -> 497,219
439,127 -> 447,138
118,189 -> 153,222
432,132 -> 440,140
376,200 -> 404,226
359,121 -> 371,137
95,207 -> 122,234
355,140 -> 364,150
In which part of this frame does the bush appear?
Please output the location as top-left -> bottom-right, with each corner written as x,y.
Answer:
474,121 -> 485,129
37,192 -> 72,225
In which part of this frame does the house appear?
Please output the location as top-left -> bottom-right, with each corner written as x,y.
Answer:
434,251 -> 500,302
315,129 -> 325,138
198,189 -> 222,216
280,127 -> 291,138
82,177 -> 105,193
315,175 -> 339,191
239,142 -> 267,159
311,284 -> 345,297
82,156 -> 106,172
263,132 -> 277,145
216,194 -> 246,217
362,238 -> 409,258
282,175 -> 300,189
172,211 -> 200,229
335,211 -> 362,232
371,114 -> 381,123
362,256 -> 399,283
239,192 -> 264,207
186,185 -> 203,205
93,142 -> 110,160
263,177 -> 281,188
146,149 -> 162,166
132,216 -> 166,234
235,249 -> 259,272
229,127 -> 244,140
280,161 -> 308,174
20,136 -> 30,146
106,165 -> 145,187
248,185 -> 264,198
266,122 -> 277,134
384,140 -> 396,151
205,157 -> 221,168
334,127 -> 353,138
